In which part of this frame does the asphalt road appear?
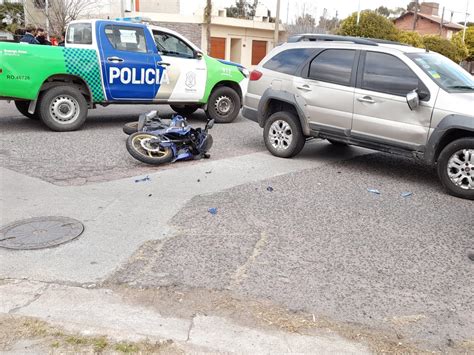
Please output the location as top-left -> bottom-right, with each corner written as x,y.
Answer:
1,101 -> 473,352
0,101 -> 265,185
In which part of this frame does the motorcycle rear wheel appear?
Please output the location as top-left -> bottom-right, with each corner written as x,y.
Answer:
126,132 -> 173,165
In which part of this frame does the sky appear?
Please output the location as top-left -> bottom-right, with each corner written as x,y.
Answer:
181,0 -> 472,24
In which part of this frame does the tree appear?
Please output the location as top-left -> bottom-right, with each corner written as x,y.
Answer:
0,2 -> 24,33
454,26 -> 474,61
375,6 -> 390,17
407,1 -> 420,12
398,31 -> 423,47
338,10 -> 399,41
423,35 -> 468,63
24,0 -> 98,36
226,0 -> 259,19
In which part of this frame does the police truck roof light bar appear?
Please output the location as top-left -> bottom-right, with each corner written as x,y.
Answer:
114,17 -> 143,23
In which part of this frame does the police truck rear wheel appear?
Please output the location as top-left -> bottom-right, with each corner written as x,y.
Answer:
170,105 -> 200,116
206,86 -> 240,123
39,86 -> 88,132
14,101 -> 39,120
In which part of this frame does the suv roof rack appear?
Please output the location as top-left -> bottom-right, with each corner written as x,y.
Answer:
288,34 -> 379,46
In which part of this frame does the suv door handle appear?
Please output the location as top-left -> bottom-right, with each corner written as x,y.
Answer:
107,57 -> 124,63
157,61 -> 170,67
296,85 -> 312,92
357,96 -> 375,104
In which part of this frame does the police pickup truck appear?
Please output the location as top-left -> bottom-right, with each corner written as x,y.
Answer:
0,19 -> 249,131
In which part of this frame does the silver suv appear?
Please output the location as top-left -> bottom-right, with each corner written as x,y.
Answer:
242,36 -> 474,200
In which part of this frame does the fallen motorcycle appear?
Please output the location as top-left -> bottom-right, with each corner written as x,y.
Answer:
125,111 -> 214,165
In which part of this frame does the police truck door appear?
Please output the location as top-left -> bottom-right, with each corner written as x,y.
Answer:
153,30 -> 207,102
98,22 -> 157,100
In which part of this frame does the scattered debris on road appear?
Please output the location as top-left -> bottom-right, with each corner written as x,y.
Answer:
134,176 -> 151,183
208,208 -> 218,215
267,186 -> 274,192
401,192 -> 413,198
367,188 -> 380,195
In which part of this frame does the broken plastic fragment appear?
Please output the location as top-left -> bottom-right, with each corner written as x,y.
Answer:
208,208 -> 217,215
267,186 -> 274,192
367,188 -> 380,195
135,176 -> 151,183
401,192 -> 413,198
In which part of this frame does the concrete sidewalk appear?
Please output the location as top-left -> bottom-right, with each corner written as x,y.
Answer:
0,279 -> 370,353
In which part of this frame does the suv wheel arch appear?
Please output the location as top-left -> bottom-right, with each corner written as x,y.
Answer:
258,89 -> 310,136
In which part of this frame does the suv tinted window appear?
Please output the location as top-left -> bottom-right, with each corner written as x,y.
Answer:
362,52 -> 419,96
67,23 -> 92,45
309,49 -> 355,86
104,25 -> 147,53
263,48 -> 315,75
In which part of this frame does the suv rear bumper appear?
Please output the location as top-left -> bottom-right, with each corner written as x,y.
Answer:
242,106 -> 258,123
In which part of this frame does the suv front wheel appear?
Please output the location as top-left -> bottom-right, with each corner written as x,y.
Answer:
437,137 -> 474,200
264,111 -> 305,158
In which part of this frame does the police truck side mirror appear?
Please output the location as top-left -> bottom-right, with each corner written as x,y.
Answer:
196,51 -> 203,60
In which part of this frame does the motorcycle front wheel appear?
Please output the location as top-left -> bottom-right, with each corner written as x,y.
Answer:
126,132 -> 173,165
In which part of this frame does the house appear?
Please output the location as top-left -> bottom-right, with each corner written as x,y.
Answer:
116,5 -> 285,68
394,2 -> 464,39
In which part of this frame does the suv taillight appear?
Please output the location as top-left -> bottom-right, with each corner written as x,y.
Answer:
249,70 -> 263,81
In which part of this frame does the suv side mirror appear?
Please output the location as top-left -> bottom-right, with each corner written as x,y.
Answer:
406,90 -> 419,111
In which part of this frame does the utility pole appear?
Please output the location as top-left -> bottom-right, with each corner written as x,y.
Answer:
440,6 -> 445,35
286,0 -> 289,24
463,0 -> 470,42
205,0 -> 212,55
412,0 -> 419,31
120,0 -> 125,17
45,0 -> 49,39
356,0 -> 361,25
274,0 -> 281,47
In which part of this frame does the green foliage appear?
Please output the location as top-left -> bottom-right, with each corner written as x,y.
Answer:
398,31 -> 424,48
454,26 -> 474,61
338,10 -> 399,41
422,35 -> 469,62
375,6 -> 390,17
0,3 -> 24,32
226,0 -> 259,19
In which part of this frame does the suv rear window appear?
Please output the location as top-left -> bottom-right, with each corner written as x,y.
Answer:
263,48 -> 314,75
67,23 -> 92,45
361,52 -> 419,96
309,49 -> 355,86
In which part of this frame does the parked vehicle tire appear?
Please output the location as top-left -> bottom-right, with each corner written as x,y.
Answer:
437,137 -> 474,200
38,86 -> 88,131
14,100 -> 39,120
206,86 -> 241,123
263,111 -> 305,158
126,132 -> 173,165
170,105 -> 200,116
327,139 -> 348,146
123,121 -> 138,135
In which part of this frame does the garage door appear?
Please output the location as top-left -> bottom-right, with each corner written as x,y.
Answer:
252,40 -> 267,65
210,37 -> 226,59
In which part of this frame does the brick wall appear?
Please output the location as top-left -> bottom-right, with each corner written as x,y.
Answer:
157,22 -> 202,49
395,14 -> 461,39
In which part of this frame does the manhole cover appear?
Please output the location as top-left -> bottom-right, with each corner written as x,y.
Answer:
0,216 -> 84,250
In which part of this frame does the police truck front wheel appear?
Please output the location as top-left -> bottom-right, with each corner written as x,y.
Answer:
206,86 -> 241,123
38,86 -> 88,132
14,100 -> 39,120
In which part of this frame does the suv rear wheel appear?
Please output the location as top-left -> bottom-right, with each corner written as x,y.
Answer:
264,111 -> 305,158
437,137 -> 474,200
